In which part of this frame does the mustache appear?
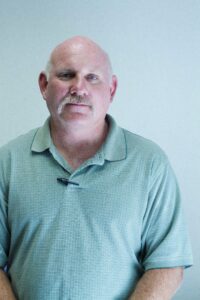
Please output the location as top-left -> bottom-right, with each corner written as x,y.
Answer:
57,95 -> 91,114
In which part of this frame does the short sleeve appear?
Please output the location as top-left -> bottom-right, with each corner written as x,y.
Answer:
141,159 -> 193,271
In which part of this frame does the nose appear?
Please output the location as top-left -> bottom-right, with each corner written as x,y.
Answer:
69,76 -> 88,97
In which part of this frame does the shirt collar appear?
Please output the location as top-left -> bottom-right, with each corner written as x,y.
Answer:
31,115 -> 127,162
31,118 -> 52,152
102,114 -> 126,161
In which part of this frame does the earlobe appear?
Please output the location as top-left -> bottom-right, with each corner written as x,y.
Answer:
38,72 -> 48,100
110,75 -> 118,102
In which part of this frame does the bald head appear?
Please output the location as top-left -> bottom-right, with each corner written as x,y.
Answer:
45,36 -> 113,80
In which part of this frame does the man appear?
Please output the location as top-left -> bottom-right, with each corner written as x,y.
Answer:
0,36 -> 193,299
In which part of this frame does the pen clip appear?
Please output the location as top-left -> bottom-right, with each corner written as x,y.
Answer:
57,177 -> 79,186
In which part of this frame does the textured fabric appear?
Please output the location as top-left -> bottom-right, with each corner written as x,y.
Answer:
0,115 -> 193,300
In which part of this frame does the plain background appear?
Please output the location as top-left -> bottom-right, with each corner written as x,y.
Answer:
0,0 -> 199,299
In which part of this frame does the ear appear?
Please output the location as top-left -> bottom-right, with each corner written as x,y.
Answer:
38,72 -> 48,100
110,75 -> 118,102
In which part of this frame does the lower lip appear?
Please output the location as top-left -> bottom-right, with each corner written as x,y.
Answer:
66,103 -> 91,112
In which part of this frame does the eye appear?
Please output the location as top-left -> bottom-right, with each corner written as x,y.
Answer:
86,73 -> 99,82
57,71 -> 75,80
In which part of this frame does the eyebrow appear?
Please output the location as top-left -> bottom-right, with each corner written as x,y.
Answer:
56,69 -> 76,75
55,68 -> 102,77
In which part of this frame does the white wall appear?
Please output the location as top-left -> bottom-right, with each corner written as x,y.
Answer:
1,1 -> 199,298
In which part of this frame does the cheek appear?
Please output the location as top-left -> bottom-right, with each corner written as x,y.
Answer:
47,81 -> 69,99
93,85 -> 111,100
94,94 -> 112,113
100,89 -> 113,106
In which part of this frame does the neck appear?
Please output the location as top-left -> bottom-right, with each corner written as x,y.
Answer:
50,118 -> 108,168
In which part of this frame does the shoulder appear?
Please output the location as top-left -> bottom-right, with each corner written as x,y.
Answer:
0,128 -> 39,160
122,128 -> 168,166
119,128 -> 177,187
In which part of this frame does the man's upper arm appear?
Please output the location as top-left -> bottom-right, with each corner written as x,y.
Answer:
141,159 -> 193,271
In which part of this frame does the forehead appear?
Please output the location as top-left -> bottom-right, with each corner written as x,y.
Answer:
51,43 -> 110,74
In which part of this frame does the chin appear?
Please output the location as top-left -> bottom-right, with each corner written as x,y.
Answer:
60,112 -> 92,126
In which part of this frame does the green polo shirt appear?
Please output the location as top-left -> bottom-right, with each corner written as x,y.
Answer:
0,115 -> 193,300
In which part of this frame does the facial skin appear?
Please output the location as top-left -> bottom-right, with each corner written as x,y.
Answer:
39,36 -> 117,133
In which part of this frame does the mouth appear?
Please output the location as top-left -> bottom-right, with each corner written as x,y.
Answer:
67,103 -> 88,106
57,97 -> 92,115
66,103 -> 92,109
